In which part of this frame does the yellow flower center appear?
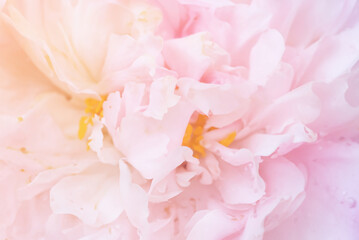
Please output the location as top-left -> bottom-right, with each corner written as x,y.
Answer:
219,132 -> 237,147
78,97 -> 106,140
182,114 -> 236,158
182,114 -> 208,158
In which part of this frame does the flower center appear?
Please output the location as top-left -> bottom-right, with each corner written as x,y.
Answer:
182,114 -> 237,158
219,131 -> 237,147
182,114 -> 208,158
78,97 -> 106,140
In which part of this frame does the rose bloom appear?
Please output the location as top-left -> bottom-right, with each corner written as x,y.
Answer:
0,0 -> 359,239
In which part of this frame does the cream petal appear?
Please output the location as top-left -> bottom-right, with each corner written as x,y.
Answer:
50,165 -> 123,227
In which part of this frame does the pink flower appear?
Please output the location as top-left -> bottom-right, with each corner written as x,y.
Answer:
0,0 -> 359,239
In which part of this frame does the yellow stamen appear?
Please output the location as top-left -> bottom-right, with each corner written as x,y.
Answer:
194,135 -> 203,143
78,116 -> 89,140
182,124 -> 193,146
208,127 -> 217,131
195,114 -> 208,126
87,139 -> 92,151
20,147 -> 28,154
182,114 -> 207,159
193,126 -> 203,136
78,96 -> 106,140
182,114 -> 238,158
220,132 -> 237,147
85,98 -> 104,116
193,144 -> 205,155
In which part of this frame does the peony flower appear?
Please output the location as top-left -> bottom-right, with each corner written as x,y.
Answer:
0,0 -> 359,239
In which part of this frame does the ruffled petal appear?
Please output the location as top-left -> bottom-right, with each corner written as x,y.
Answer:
50,165 -> 123,227
265,141 -> 359,240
